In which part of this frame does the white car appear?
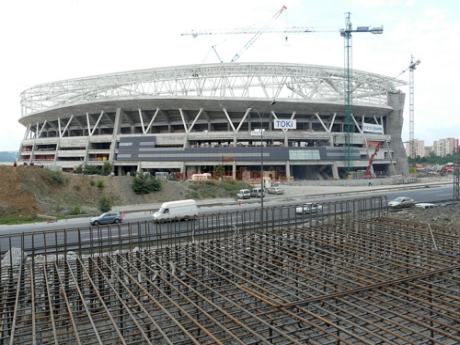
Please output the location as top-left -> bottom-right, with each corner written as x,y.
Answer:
296,202 -> 323,214
415,202 -> 437,209
388,197 -> 415,208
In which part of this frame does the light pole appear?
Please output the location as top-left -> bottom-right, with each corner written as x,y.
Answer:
250,101 -> 276,227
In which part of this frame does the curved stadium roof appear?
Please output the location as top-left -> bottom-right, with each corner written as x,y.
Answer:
20,62 -> 406,117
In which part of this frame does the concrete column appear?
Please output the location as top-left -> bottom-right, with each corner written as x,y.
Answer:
285,161 -> 291,179
109,108 -> 121,164
117,166 -> 123,176
232,163 -> 236,180
386,91 -> 409,175
332,162 -> 339,179
284,134 -> 288,147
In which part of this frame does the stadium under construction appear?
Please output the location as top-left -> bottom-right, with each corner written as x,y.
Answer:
18,63 -> 409,180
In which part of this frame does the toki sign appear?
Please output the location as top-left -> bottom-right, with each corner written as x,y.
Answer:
273,119 -> 297,130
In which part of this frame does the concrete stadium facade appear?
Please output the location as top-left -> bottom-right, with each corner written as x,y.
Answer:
18,62 -> 408,180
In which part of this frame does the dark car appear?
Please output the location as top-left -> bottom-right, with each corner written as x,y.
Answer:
90,212 -> 122,226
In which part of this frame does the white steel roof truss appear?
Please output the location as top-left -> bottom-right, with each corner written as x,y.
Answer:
222,108 -> 236,132
236,108 -> 252,132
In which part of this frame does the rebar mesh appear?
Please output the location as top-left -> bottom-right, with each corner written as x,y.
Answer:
1,214 -> 459,344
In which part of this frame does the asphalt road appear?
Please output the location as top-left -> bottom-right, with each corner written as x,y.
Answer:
0,184 -> 453,236
1,197 -> 386,256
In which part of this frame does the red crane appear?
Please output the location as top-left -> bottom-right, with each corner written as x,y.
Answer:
364,142 -> 383,178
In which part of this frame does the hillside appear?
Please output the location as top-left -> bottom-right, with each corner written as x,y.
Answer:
0,151 -> 17,162
0,166 -> 249,223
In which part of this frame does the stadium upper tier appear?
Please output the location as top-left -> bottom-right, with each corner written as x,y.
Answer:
20,63 -> 405,117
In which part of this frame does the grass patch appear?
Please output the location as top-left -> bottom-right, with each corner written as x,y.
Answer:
0,214 -> 40,225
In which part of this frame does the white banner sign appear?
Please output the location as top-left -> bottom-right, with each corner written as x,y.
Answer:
362,122 -> 384,134
274,119 -> 297,130
250,129 -> 265,136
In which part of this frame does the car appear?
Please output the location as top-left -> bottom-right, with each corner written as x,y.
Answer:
267,186 -> 284,195
90,212 -> 122,226
388,197 -> 415,209
251,187 -> 265,198
236,189 -> 251,199
415,202 -> 437,209
295,202 -> 323,214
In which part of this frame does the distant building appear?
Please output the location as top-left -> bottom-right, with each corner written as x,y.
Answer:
432,138 -> 459,157
405,139 -> 425,158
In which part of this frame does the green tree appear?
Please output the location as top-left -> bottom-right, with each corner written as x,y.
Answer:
98,195 -> 112,213
101,162 -> 112,176
132,172 -> 162,194
213,165 -> 224,180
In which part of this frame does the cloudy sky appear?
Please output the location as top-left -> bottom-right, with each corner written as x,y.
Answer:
0,0 -> 458,150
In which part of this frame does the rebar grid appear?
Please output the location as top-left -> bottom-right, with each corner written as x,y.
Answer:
1,216 -> 459,344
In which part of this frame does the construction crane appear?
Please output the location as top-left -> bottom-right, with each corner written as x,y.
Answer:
182,5 -> 287,63
397,56 -> 421,171
182,12 -> 383,173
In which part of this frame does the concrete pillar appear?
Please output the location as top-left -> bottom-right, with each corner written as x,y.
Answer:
386,91 -> 409,175
232,163 -> 236,180
332,162 -> 339,179
117,166 -> 123,176
284,134 -> 288,147
109,108 -> 121,164
285,161 -> 291,179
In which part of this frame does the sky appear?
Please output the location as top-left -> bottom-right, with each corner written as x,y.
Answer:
0,0 -> 459,150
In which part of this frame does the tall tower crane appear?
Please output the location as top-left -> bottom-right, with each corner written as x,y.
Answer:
182,12 -> 383,173
397,56 -> 421,170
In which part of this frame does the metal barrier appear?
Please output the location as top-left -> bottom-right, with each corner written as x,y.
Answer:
0,196 -> 387,269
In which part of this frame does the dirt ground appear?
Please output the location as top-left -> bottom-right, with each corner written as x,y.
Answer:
389,203 -> 460,228
0,166 -> 248,220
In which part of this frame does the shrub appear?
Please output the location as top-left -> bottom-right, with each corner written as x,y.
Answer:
74,164 -> 83,174
83,165 -> 101,175
50,171 -> 64,185
132,173 -> 162,194
70,204 -> 81,215
101,162 -> 112,176
72,184 -> 81,191
98,195 -> 112,213
96,180 -> 105,190
89,180 -> 95,187
213,165 -> 224,179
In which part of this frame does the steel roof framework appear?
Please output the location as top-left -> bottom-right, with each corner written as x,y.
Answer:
21,63 -> 405,117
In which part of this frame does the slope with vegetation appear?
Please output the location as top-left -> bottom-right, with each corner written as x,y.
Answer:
0,166 -> 249,224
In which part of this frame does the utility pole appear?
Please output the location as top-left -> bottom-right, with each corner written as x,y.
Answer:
340,13 -> 383,174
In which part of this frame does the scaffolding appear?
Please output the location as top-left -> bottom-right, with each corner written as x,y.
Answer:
1,199 -> 459,344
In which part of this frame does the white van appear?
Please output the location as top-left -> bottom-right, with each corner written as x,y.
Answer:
153,199 -> 198,221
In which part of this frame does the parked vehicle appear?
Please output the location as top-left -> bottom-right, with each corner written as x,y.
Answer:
295,202 -> 323,214
267,186 -> 284,195
90,212 -> 122,226
388,196 -> 415,209
153,199 -> 198,221
236,189 -> 251,199
250,187 -> 265,198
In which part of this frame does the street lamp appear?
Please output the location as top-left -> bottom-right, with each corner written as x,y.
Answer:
250,100 -> 276,228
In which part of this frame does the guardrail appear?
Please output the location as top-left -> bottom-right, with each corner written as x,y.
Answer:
0,196 -> 387,269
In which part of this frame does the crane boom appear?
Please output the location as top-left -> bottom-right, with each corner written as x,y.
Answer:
230,5 -> 287,62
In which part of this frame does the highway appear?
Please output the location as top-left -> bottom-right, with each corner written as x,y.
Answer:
0,197 -> 386,256
0,184 -> 453,235
0,184 -> 454,257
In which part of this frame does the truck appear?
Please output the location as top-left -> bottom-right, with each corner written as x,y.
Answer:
152,199 -> 198,221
